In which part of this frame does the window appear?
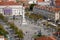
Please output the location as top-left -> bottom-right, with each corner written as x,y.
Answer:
3,8 -> 12,15
19,12 -> 20,15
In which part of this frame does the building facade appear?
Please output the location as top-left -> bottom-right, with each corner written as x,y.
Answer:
50,0 -> 60,8
0,36 -> 5,40
37,0 -> 51,6
33,5 -> 60,22
0,1 -> 25,16
0,5 -> 25,16
28,0 -> 37,4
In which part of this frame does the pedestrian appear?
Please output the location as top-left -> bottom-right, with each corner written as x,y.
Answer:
26,32 -> 27,33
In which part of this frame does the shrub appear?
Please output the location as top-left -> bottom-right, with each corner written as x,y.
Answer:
0,24 -> 8,38
9,23 -> 24,38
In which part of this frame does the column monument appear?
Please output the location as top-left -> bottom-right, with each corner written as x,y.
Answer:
22,6 -> 27,25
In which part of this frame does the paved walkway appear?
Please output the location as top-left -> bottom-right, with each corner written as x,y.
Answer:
0,20 -> 18,40
14,20 -> 40,40
13,19 -> 54,40
8,16 -> 55,40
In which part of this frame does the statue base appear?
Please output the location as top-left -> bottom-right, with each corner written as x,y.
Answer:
22,18 -> 27,25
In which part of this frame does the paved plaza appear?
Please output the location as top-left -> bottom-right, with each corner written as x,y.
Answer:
11,16 -> 54,40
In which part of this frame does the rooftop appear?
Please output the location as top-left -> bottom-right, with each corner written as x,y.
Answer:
34,5 -> 60,12
0,35 -> 6,40
37,0 -> 44,2
34,36 -> 56,40
0,1 -> 21,5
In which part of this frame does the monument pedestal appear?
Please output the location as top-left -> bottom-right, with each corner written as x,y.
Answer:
22,18 -> 27,25
22,7 -> 27,25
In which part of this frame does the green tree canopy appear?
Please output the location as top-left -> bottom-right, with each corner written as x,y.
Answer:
0,14 -> 4,20
9,23 -> 24,38
30,4 -> 36,11
0,24 -> 8,38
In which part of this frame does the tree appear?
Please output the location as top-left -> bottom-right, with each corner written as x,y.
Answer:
57,28 -> 60,32
56,20 -> 59,24
0,24 -> 8,38
0,14 -> 8,22
0,14 -> 4,20
9,23 -> 24,38
25,12 -> 29,17
16,0 -> 19,3
30,4 -> 36,11
37,30 -> 42,37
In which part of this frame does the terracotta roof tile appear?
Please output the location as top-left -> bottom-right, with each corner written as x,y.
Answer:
52,8 -> 60,12
37,0 -> 44,2
35,36 -> 56,40
55,0 -> 60,7
21,0 -> 27,2
55,0 -> 60,1
34,5 -> 60,12
0,1 -> 20,5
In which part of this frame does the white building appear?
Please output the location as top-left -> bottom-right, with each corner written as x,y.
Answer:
0,5 -> 25,16
0,36 -> 5,40
28,0 -> 37,4
37,2 -> 50,6
37,0 -> 51,6
0,1 -> 27,24
55,12 -> 60,21
33,6 -> 60,22
0,1 -> 25,16
44,0 -> 50,2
